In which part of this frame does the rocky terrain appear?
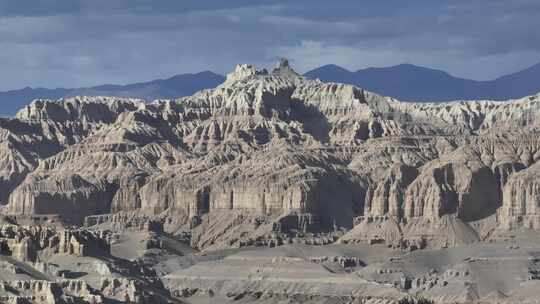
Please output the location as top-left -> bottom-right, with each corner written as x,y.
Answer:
1,59 -> 540,303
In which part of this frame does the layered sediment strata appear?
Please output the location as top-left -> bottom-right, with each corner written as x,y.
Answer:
0,279 -> 104,304
0,225 -> 110,262
1,59 -> 540,249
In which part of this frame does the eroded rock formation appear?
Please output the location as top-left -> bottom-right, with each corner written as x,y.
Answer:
0,225 -> 110,262
1,59 -> 540,250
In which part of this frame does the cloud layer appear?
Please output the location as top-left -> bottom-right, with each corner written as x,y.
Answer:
0,0 -> 539,90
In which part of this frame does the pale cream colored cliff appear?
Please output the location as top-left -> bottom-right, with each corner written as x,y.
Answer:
1,60 -> 540,250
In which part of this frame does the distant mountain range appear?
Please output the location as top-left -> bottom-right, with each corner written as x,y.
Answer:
304,62 -> 540,102
2,62 -> 540,116
0,71 -> 225,116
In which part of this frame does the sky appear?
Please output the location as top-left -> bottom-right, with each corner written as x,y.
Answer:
0,0 -> 539,90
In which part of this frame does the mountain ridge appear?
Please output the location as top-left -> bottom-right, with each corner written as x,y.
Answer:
0,71 -> 225,116
304,62 -> 540,102
2,60 -> 540,303
2,61 -> 540,116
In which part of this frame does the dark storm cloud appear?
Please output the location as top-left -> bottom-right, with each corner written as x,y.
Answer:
0,0 -> 263,16
0,0 -> 539,90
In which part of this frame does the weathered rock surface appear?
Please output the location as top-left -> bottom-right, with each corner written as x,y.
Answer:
1,59 -> 540,252
4,59 -> 540,302
0,279 -> 104,304
0,224 -> 110,262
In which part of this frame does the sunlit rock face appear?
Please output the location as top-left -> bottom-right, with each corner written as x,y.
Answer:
2,59 -> 540,249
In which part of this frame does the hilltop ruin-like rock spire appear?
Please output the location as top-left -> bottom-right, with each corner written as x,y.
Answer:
272,57 -> 299,77
224,58 -> 300,83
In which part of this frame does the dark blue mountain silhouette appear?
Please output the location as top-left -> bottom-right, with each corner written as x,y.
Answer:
304,63 -> 540,102
0,71 -> 225,116
2,62 -> 540,117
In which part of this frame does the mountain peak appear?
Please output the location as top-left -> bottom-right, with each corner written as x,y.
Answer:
225,64 -> 268,83
303,64 -> 352,84
360,63 -> 451,76
272,58 -> 299,77
225,58 -> 300,83
306,62 -> 540,101
307,64 -> 350,74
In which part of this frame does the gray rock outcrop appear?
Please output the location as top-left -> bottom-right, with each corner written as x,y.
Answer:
1,60 -> 540,249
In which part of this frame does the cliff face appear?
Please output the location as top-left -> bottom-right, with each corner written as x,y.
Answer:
2,59 -> 540,249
